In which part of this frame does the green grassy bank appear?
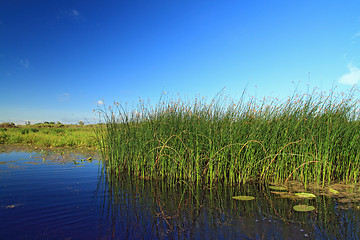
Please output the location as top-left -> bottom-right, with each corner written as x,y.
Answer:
0,122 -> 98,149
97,88 -> 360,186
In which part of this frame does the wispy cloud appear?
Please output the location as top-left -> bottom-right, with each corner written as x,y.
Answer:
19,58 -> 29,69
351,31 -> 360,44
338,63 -> 360,85
57,9 -> 82,20
58,93 -> 71,101
352,31 -> 360,39
71,9 -> 80,17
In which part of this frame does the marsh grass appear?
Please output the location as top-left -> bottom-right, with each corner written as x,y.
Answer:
0,124 -> 98,148
97,88 -> 360,186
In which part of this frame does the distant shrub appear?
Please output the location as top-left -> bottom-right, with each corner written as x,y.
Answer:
49,128 -> 65,134
42,129 -> 50,134
0,122 -> 16,128
20,129 -> 30,134
0,133 -> 8,143
19,128 -> 39,134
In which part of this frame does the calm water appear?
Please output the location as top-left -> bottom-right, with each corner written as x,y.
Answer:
1,147 -> 359,240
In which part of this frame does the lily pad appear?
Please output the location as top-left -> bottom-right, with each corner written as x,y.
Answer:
232,196 -> 255,201
293,204 -> 315,212
269,186 -> 287,191
295,192 -> 316,198
329,188 -> 339,194
270,191 -> 285,195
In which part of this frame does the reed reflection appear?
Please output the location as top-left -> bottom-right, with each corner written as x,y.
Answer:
97,169 -> 360,239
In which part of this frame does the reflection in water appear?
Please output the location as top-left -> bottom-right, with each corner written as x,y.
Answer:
98,167 -> 360,240
1,147 -> 360,239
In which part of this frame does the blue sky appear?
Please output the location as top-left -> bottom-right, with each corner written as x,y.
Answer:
1,0 -> 360,124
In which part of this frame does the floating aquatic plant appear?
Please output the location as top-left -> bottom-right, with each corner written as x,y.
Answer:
268,186 -> 287,191
232,196 -> 255,201
293,205 -> 315,212
329,188 -> 339,194
295,193 -> 316,198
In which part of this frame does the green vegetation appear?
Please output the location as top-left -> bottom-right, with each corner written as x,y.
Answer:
295,192 -> 316,198
0,122 -> 97,149
97,88 -> 360,186
232,195 -> 255,200
293,204 -> 315,212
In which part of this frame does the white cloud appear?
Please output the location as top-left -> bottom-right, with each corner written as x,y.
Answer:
19,58 -> 29,68
57,9 -> 81,20
351,31 -> 360,44
352,31 -> 360,39
58,93 -> 71,101
69,9 -> 80,17
97,100 -> 104,105
338,63 -> 360,85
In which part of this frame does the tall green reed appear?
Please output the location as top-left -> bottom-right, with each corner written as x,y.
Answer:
96,87 -> 360,186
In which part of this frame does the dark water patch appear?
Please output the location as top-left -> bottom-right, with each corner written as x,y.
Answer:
0,149 -> 102,240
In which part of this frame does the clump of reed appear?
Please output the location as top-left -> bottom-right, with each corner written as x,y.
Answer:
97,88 -> 360,186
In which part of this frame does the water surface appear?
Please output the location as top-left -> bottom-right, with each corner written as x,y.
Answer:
1,146 -> 359,239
